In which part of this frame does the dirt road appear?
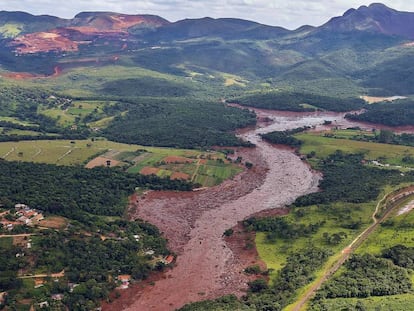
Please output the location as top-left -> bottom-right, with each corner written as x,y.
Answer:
291,185 -> 414,311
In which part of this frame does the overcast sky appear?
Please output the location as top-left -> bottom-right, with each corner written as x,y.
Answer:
2,0 -> 414,29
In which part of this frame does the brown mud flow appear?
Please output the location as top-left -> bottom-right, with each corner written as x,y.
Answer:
107,109 -> 411,311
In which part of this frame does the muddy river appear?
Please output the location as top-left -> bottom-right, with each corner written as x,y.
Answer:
109,109 -> 412,311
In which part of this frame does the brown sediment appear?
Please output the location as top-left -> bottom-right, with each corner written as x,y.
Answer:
103,109 -> 324,311
105,107 -> 414,311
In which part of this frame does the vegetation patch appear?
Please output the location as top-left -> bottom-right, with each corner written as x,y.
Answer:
230,91 -> 365,112
346,99 -> 414,126
0,160 -> 194,220
295,131 -> 414,168
102,98 -> 256,149
316,254 -> 412,299
310,294 -> 414,311
0,140 -> 241,187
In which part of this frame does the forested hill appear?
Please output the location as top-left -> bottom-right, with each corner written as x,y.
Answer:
1,3 -> 414,100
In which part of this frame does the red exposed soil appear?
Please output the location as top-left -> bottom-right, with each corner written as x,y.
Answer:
85,156 -> 120,168
9,14 -> 168,55
170,172 -> 190,180
163,156 -> 194,164
104,108 -> 414,311
3,65 -> 63,80
102,109 -> 324,311
140,167 -> 160,175
11,31 -> 79,54
3,72 -> 41,79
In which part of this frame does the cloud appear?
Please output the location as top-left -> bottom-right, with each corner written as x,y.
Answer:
2,0 -> 414,29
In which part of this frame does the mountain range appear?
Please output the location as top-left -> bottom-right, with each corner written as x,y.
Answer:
0,3 -> 414,95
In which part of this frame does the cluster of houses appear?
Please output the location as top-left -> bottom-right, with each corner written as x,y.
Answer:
116,255 -> 174,290
0,204 -> 44,231
15,204 -> 44,225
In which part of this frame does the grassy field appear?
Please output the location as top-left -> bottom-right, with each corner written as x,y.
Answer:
23,65 -> 194,97
222,73 -> 247,87
40,100 -> 116,127
0,116 -> 38,127
1,128 -> 42,136
296,131 -> 414,168
256,201 -> 376,283
0,23 -> 23,38
0,139 -> 241,186
255,131 -> 414,309
355,194 -> 414,255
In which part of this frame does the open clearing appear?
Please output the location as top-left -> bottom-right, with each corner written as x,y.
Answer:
296,131 -> 414,168
0,139 -> 241,187
85,156 -> 121,168
39,216 -> 68,229
361,95 -> 407,104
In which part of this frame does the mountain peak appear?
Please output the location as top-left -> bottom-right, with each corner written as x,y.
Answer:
321,2 -> 414,39
368,3 -> 391,10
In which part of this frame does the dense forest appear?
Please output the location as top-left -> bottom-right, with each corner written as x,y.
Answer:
0,219 -> 170,309
230,91 -> 365,112
103,98 -> 256,148
0,158 -> 188,309
293,151 -> 414,206
101,77 -> 191,98
243,216 -> 323,242
0,160 -> 194,222
346,99 -> 414,126
315,253 -> 412,299
0,85 -> 257,148
260,127 -> 309,147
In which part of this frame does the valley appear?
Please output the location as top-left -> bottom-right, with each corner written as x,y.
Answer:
1,2 -> 414,311
103,109 -> 414,310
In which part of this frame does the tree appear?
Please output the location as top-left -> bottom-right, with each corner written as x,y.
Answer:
378,129 -> 394,143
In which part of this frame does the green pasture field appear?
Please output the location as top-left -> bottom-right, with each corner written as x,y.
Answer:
0,116 -> 38,127
355,194 -> 414,256
126,151 -> 240,186
0,139 -> 240,186
327,128 -> 376,139
67,101 -> 103,115
195,161 -> 242,186
0,128 -> 41,136
256,200 -> 376,283
0,139 -> 198,165
87,115 -> 116,128
296,131 -> 414,168
0,23 -> 23,38
254,139 -> 414,307
40,108 -> 75,126
40,100 -> 113,127
25,65 -> 191,97
0,140 -> 101,165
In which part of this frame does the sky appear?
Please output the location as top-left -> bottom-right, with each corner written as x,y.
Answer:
2,0 -> 414,29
